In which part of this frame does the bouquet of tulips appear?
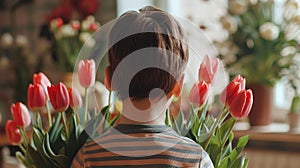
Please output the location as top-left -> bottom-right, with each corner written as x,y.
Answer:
5,59 -> 118,167
5,56 -> 253,168
168,55 -> 253,168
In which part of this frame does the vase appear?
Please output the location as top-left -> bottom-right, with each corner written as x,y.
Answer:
288,96 -> 300,130
248,84 -> 273,126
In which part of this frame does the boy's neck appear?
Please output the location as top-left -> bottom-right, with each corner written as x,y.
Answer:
118,96 -> 173,125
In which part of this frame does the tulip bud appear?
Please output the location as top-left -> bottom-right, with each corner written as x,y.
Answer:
1,33 -> 13,48
259,22 -> 280,41
199,55 -> 220,84
48,82 -> 70,112
189,81 -> 210,107
28,84 -> 47,111
229,0 -> 248,15
5,120 -> 23,145
33,72 -> 51,97
89,23 -> 100,31
78,59 -> 96,88
71,20 -> 80,30
15,35 -> 28,48
50,18 -> 63,32
68,87 -> 82,110
11,102 -> 31,127
221,15 -> 237,34
229,89 -> 253,120
220,75 -> 245,106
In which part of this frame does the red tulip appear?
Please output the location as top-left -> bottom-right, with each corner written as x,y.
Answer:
232,75 -> 246,90
78,59 -> 96,88
28,84 -> 46,111
229,89 -> 253,120
48,82 -> 70,112
189,81 -> 210,107
68,87 -> 82,110
33,72 -> 51,97
219,75 -> 246,106
89,23 -> 99,31
71,21 -> 80,30
5,120 -> 22,145
11,102 -> 31,127
199,55 -> 219,84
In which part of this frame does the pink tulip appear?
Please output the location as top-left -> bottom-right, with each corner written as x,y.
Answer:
78,59 -> 96,88
48,82 -> 70,112
5,120 -> 23,145
28,84 -> 46,111
33,72 -> 51,97
11,102 -> 31,127
229,89 -> 253,120
220,75 -> 246,106
189,81 -> 210,107
68,87 -> 82,110
199,55 -> 219,84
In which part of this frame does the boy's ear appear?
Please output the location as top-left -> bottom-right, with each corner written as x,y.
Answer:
170,75 -> 184,98
104,66 -> 112,90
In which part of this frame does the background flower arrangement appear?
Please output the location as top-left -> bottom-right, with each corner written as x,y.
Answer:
216,0 -> 300,86
5,56 -> 253,168
40,0 -> 100,73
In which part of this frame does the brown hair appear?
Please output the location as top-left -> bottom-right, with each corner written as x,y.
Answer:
108,6 -> 188,100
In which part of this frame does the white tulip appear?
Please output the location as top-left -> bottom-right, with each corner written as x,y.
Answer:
221,15 -> 237,34
1,33 -> 13,48
79,32 -> 92,43
281,46 -> 297,57
60,24 -> 76,38
85,38 -> 96,48
284,1 -> 299,20
16,35 -> 28,47
229,0 -> 248,15
259,22 -> 280,40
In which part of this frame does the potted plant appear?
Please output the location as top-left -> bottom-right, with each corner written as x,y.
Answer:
283,56 -> 300,130
216,0 -> 300,126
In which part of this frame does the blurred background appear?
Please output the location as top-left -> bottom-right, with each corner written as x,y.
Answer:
0,0 -> 300,167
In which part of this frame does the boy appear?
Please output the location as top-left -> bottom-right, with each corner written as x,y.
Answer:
71,6 -> 214,168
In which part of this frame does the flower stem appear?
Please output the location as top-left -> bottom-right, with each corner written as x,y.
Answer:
221,119 -> 236,150
19,127 -> 29,146
84,88 -> 88,127
46,101 -> 52,127
108,91 -> 111,106
62,111 -> 68,137
18,144 -> 26,153
203,106 -> 227,150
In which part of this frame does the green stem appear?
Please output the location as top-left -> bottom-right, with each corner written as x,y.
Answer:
62,111 -> 69,137
18,144 -> 26,153
203,106 -> 227,150
74,109 -> 80,124
19,127 -> 29,146
221,119 -> 237,150
46,101 -> 52,127
84,88 -> 88,127
108,91 -> 111,106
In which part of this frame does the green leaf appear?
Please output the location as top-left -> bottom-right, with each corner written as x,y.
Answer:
28,144 -> 49,168
218,157 -> 229,168
230,154 -> 246,168
220,118 -> 235,143
165,109 -> 171,127
49,113 -> 62,143
236,135 -> 250,154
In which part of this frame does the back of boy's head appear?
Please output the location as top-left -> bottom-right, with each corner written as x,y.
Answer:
108,6 -> 189,100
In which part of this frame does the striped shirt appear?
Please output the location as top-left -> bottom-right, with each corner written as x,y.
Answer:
71,124 -> 214,168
